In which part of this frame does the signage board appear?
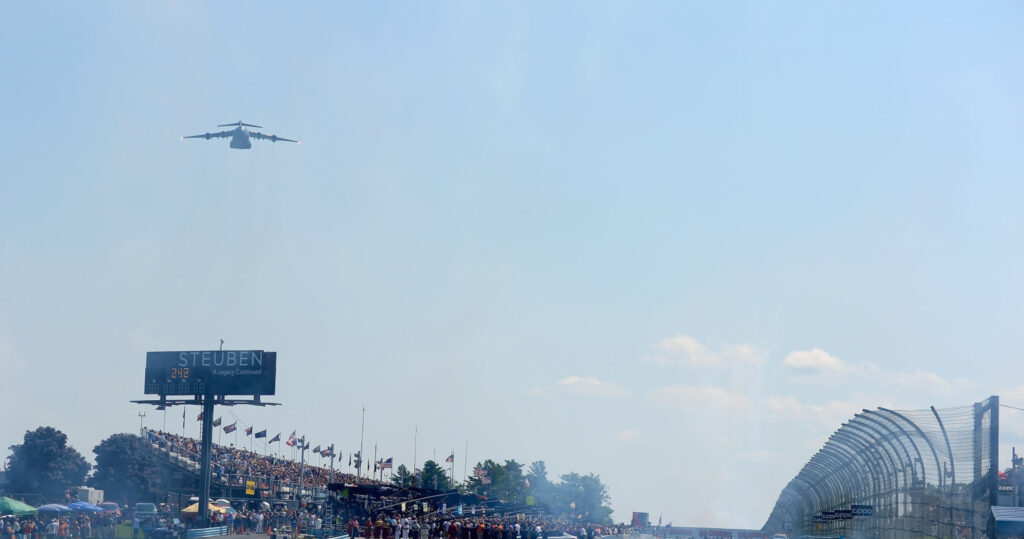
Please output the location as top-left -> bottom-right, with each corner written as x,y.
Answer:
851,505 -> 874,516
144,350 -> 277,396
836,509 -> 853,520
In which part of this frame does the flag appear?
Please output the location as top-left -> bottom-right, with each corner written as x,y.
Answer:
269,433 -> 281,443
213,417 -> 222,427
197,412 -> 204,422
285,431 -> 297,447
381,457 -> 393,469
245,426 -> 253,436
183,408 -> 186,430
223,423 -> 237,434
481,476 -> 491,485
255,430 -> 267,439
474,468 -> 487,478
313,445 -> 321,454
349,454 -> 352,466
445,453 -> 454,463
524,478 -> 530,488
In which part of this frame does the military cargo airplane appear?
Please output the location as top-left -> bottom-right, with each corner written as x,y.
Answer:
181,121 -> 299,149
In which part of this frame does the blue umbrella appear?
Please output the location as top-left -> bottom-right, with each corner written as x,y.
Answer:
37,504 -> 71,513
68,501 -> 104,513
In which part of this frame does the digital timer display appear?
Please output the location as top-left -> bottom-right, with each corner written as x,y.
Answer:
167,367 -> 191,379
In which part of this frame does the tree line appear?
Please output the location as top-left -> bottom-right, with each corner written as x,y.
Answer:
391,459 -> 612,523
3,427 -> 614,523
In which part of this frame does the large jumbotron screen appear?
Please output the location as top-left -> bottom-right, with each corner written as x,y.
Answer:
144,350 -> 277,396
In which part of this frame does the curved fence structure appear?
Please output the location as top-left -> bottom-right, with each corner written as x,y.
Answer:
762,396 -> 999,538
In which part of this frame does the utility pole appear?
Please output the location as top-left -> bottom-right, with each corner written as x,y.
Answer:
138,411 -> 146,435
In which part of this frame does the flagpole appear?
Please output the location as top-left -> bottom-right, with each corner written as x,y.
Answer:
413,426 -> 418,475
463,441 -> 468,486
358,405 -> 365,479
298,438 -> 306,509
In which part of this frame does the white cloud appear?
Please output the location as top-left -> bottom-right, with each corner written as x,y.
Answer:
651,335 -> 764,367
650,385 -> 751,411
1001,385 -> 1024,404
893,370 -> 976,396
763,394 -> 880,430
783,348 -> 844,372
618,430 -> 640,442
781,347 -> 975,400
555,375 -> 628,398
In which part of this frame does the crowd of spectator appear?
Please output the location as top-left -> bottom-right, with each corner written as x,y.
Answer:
137,430 -> 655,539
147,430 -> 382,491
336,513 -> 639,539
1,511 -> 117,539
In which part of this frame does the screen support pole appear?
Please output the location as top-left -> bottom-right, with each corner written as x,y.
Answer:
199,394 -> 215,525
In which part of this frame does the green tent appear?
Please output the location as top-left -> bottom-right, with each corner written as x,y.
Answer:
0,496 -> 38,516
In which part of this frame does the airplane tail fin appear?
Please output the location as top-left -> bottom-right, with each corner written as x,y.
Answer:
218,121 -> 263,128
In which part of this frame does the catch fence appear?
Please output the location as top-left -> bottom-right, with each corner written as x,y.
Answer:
762,396 -> 999,538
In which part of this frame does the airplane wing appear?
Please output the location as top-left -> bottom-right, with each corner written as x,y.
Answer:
247,131 -> 299,143
182,130 -> 233,140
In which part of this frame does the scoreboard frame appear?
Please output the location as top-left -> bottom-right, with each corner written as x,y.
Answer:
144,350 -> 277,397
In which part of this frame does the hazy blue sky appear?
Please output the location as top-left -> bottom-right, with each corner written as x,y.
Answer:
4,1 -> 1024,529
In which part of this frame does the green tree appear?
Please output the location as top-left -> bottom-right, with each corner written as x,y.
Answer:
497,459 -> 525,504
525,461 -> 553,509
6,427 -> 90,501
90,434 -> 162,505
554,472 -> 613,524
466,460 -> 506,500
420,460 -> 451,491
391,464 -> 413,487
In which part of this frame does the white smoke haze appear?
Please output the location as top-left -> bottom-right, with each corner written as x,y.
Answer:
649,385 -> 752,411
554,375 -> 629,398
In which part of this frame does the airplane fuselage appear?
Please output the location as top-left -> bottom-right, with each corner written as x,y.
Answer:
229,128 -> 252,149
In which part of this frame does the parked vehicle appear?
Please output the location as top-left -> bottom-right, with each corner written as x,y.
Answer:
99,502 -> 121,517
135,502 -> 158,517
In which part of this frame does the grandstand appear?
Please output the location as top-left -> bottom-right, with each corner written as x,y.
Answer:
144,429 -> 353,506
141,430 -> 537,520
